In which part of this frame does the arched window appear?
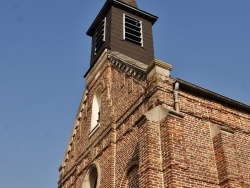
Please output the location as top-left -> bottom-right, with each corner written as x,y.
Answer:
90,88 -> 102,133
127,166 -> 139,188
82,164 -> 100,188
89,167 -> 98,188
120,163 -> 139,188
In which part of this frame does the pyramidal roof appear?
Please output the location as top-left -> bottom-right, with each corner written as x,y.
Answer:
118,0 -> 137,8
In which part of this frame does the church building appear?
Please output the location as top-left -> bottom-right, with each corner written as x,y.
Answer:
58,0 -> 250,187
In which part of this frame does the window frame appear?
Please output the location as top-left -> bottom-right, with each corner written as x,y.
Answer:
82,163 -> 100,188
94,17 -> 106,54
123,14 -> 143,47
89,87 -> 102,137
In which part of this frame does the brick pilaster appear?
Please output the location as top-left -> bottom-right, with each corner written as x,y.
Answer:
138,117 -> 164,188
161,115 -> 189,188
213,130 -> 241,188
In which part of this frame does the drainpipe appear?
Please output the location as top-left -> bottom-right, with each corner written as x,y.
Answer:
174,82 -> 180,112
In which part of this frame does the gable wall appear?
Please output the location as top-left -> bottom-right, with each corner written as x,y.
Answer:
58,58 -> 250,188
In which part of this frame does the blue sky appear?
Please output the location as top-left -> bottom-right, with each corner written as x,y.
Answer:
0,0 -> 249,187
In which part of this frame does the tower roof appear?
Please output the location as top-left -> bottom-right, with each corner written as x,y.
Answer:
87,0 -> 157,36
118,0 -> 137,8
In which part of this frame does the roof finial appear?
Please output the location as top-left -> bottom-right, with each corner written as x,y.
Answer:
118,0 -> 138,8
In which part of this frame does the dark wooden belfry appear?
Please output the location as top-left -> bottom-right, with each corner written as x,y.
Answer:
119,0 -> 138,8
87,0 -> 158,66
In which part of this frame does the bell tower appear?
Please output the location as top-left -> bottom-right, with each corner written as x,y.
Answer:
87,0 -> 158,66
118,0 -> 137,8
59,1 -> 173,188
59,1 -> 250,188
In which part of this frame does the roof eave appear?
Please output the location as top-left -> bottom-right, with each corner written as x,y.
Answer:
86,0 -> 158,36
86,0 -> 111,36
176,78 -> 250,113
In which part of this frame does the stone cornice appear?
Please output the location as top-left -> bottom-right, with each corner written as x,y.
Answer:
85,51 -> 174,82
147,59 -> 173,79
147,59 -> 172,73
108,51 -> 147,80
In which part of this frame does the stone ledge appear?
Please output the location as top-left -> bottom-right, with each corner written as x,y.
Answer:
147,59 -> 172,79
135,105 -> 184,125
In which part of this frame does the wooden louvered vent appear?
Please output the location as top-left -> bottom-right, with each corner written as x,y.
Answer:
95,18 -> 106,53
123,14 -> 143,46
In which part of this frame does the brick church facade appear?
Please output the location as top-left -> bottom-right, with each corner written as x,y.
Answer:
58,0 -> 250,187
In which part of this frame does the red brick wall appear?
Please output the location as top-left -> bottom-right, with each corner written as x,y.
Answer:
58,58 -> 250,188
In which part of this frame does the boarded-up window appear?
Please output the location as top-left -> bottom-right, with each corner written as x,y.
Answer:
127,166 -> 139,188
